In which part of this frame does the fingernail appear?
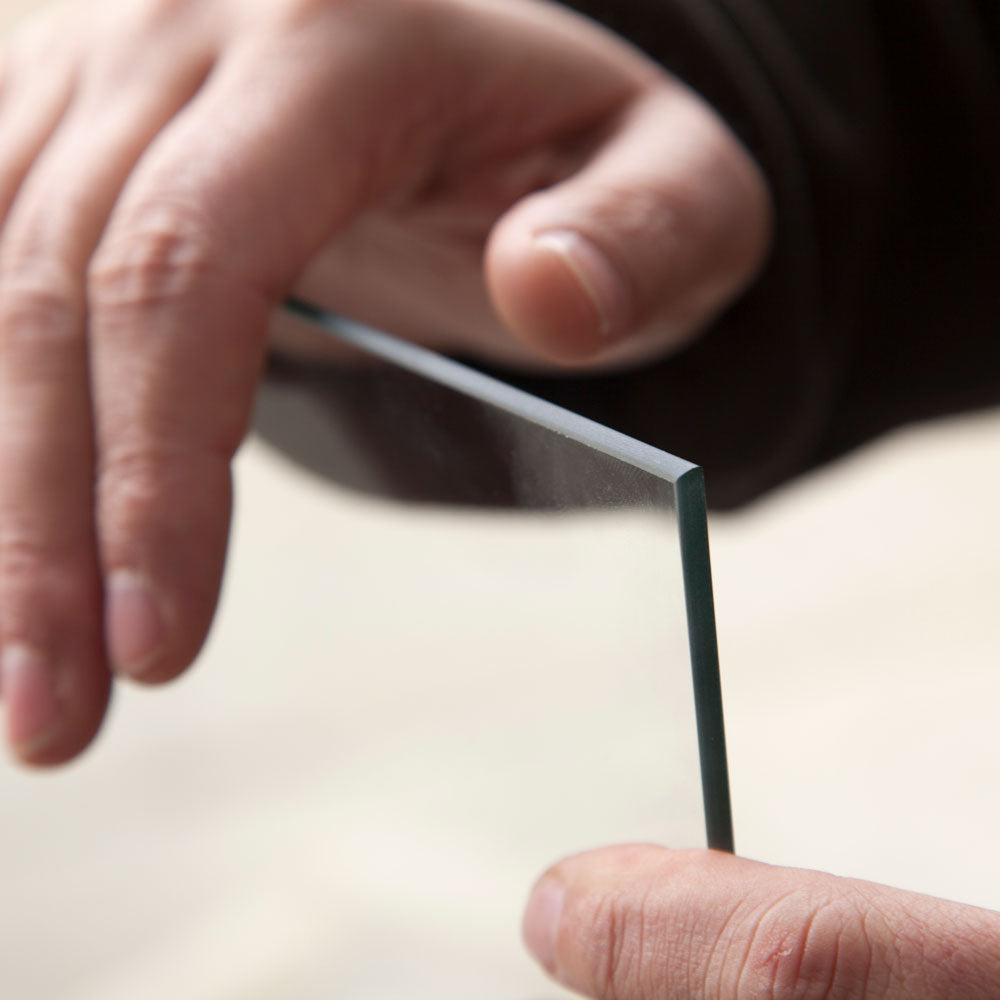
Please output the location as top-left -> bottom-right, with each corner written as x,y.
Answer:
535,229 -> 629,339
107,572 -> 166,678
523,876 -> 565,973
1,645 -> 63,755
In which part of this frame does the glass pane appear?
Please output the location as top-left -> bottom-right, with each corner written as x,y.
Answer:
0,300 -> 730,1000
251,300 -> 731,995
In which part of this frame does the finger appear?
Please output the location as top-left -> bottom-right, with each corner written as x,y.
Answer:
485,84 -> 771,366
87,10 -> 438,683
0,16 -> 79,224
0,34 -> 215,763
523,844 -> 1000,999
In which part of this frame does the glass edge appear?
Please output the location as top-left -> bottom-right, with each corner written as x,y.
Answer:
676,467 -> 734,853
283,299 -> 697,484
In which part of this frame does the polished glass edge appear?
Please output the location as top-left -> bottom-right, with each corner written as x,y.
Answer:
285,298 -> 696,485
676,468 -> 734,853
282,297 -> 734,852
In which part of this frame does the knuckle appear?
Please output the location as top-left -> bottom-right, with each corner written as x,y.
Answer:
0,258 -> 80,345
0,530 -> 50,585
97,445 -> 177,547
97,439 -> 228,529
89,199 -> 220,314
0,528 -> 74,635
97,442 -> 184,514
0,524 -> 94,647
734,891 -> 884,1000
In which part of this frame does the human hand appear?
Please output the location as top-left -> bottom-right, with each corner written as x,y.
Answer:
0,0 -> 769,764
523,844 -> 1000,998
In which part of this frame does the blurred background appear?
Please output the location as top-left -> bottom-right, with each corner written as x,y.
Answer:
2,1 -> 1000,997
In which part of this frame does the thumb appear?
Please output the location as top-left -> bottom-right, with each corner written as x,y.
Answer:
523,844 -> 1000,999
485,86 -> 771,367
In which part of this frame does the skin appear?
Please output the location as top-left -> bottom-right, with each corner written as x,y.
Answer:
523,845 -> 1000,999
4,1 -> 996,993
0,0 -> 770,765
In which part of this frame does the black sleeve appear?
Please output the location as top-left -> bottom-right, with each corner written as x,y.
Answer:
484,0 -> 1000,507
256,1 -> 1000,508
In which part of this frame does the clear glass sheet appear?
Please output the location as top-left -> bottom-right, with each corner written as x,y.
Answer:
0,301 -> 730,1000
244,300 -> 732,997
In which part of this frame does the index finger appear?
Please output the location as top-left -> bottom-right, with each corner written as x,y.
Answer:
88,14 -> 423,682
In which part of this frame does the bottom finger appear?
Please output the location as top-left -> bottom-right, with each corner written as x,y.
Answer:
524,844 -> 1000,999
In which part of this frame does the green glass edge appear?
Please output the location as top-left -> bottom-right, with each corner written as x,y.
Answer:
676,466 -> 734,853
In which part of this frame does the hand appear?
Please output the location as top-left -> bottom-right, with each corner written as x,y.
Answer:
0,0 -> 769,764
523,844 -> 1000,998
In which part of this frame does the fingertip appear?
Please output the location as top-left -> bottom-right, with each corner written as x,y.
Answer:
105,570 -> 168,682
104,567 -> 217,688
523,876 -> 565,973
523,845 -> 680,995
522,847 -> 679,955
2,647 -> 111,767
2,645 -> 63,759
486,218 -> 631,365
487,85 -> 773,372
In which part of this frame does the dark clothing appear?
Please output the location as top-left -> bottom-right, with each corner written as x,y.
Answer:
507,0 -> 1000,507
260,1 -> 1000,508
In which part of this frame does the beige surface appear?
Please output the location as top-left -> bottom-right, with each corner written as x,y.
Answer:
4,406 -> 999,1000
2,2 -> 1000,996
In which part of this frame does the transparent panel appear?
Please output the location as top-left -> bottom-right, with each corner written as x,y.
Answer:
251,300 -> 731,996
0,300 -> 729,1000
